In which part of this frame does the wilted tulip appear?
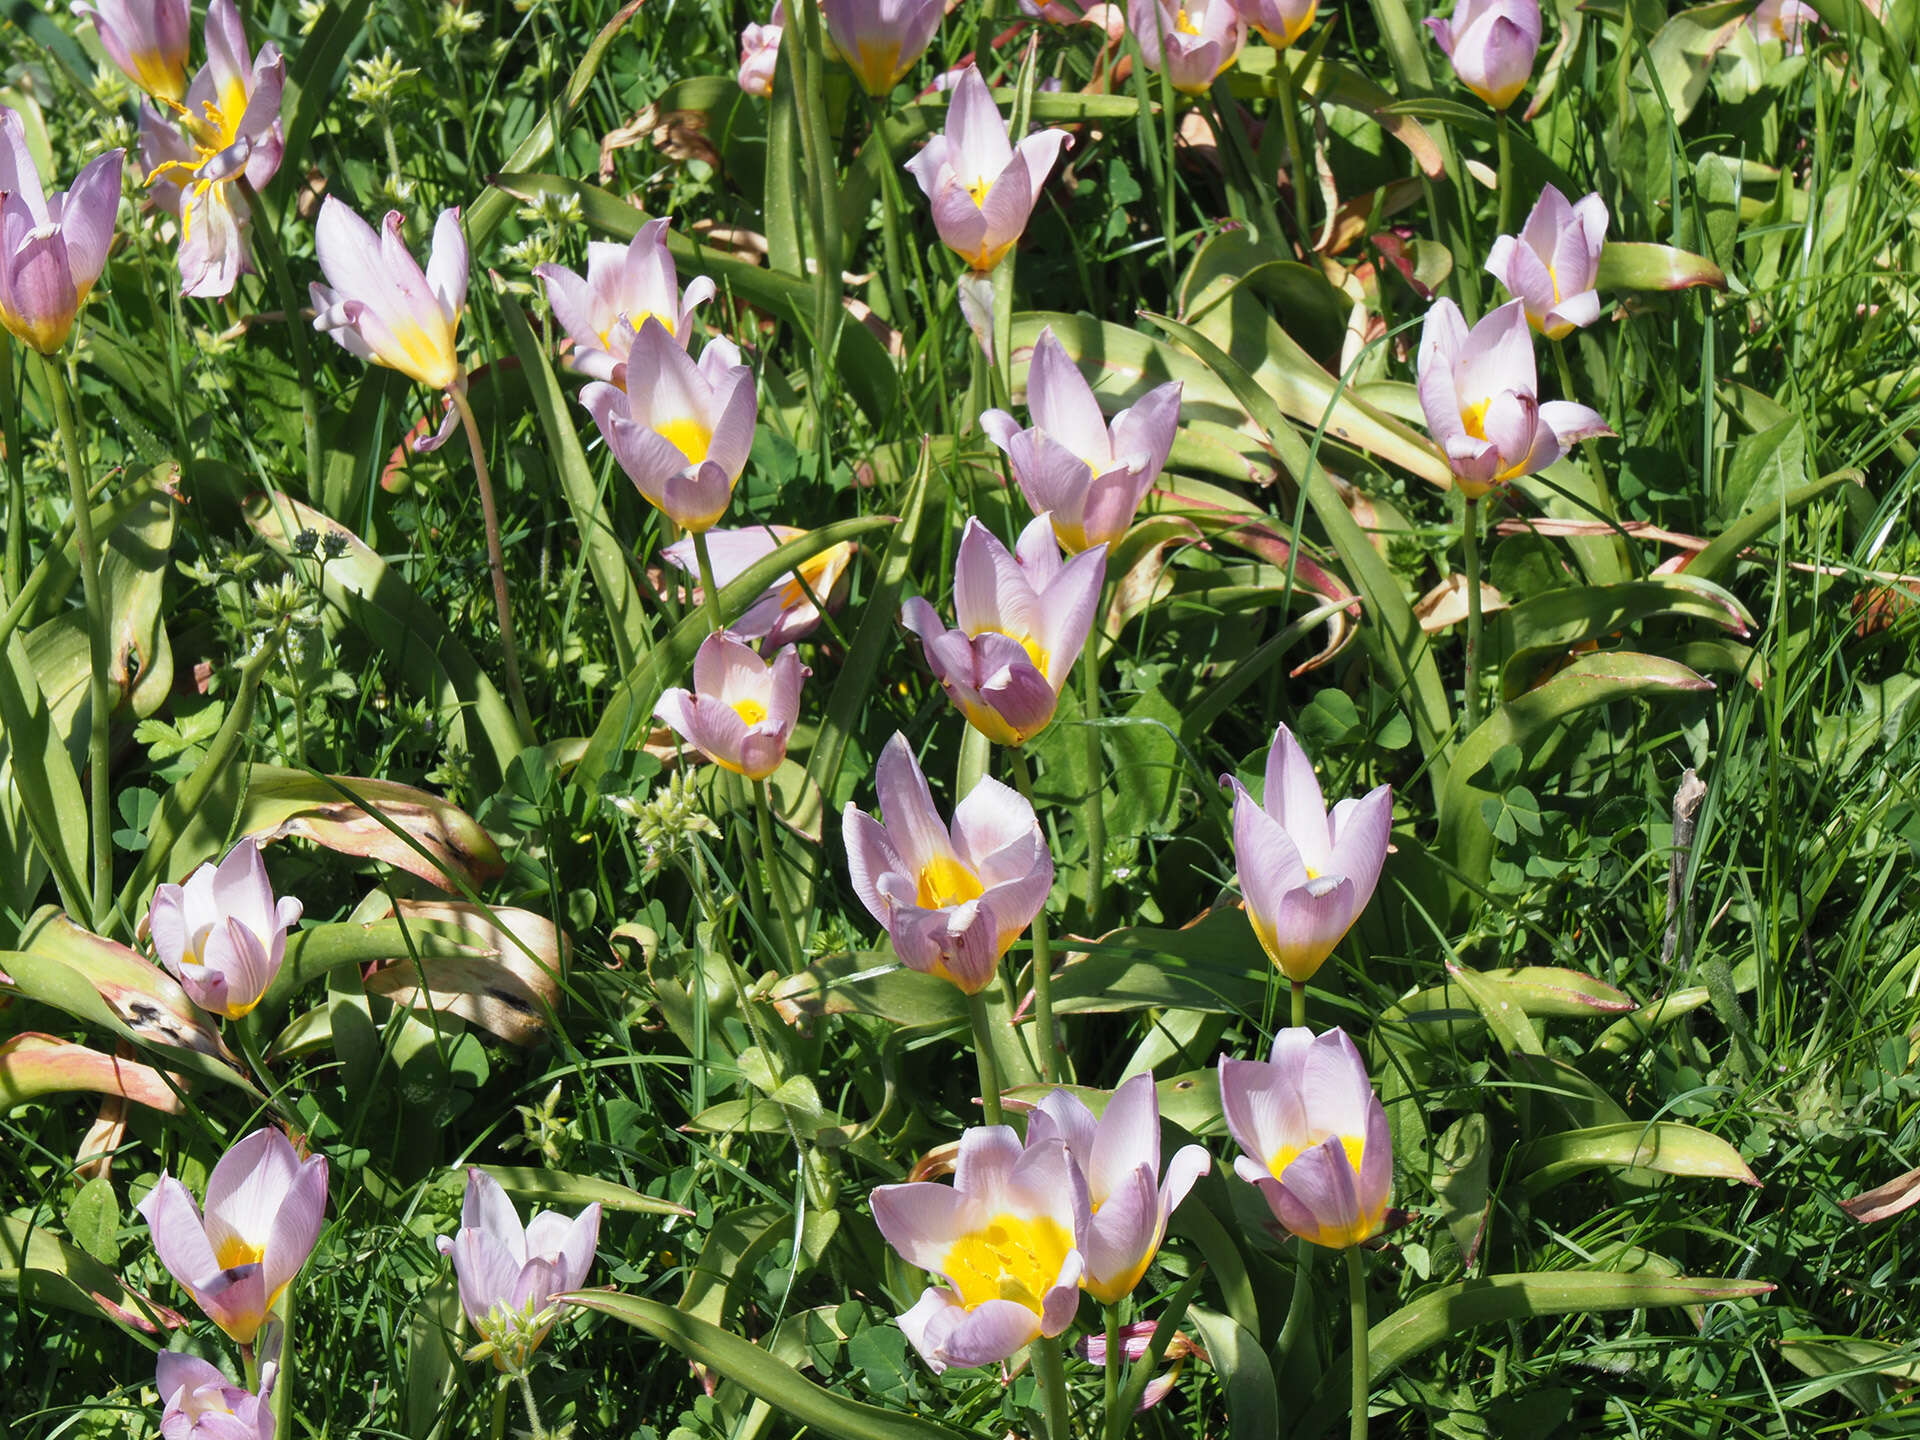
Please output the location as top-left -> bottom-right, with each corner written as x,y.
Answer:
738,3 -> 784,95
311,199 -> 468,402
73,0 -> 190,101
1224,724 -> 1390,984
155,1353 -> 274,1440
904,65 -> 1070,273
1219,1026 -> 1392,1249
1485,185 -> 1608,339
1234,0 -> 1317,48
662,525 -> 855,647
1128,0 -> 1246,94
1750,0 -> 1816,50
1079,1321 -> 1206,1410
436,1168 -> 601,1370
901,515 -> 1105,747
581,320 -> 756,533
981,327 -> 1182,553
146,838 -> 302,1021
139,0 -> 284,299
823,0 -> 943,96
139,1128 -> 328,1344
870,1124 -> 1086,1372
1030,1074 -> 1209,1303
1424,0 -> 1540,110
844,733 -> 1053,995
533,218 -> 715,383
0,109 -> 122,355
655,631 -> 808,781
1416,298 -> 1610,498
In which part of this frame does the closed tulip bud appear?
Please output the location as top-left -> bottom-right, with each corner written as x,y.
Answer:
870,1125 -> 1087,1372
982,327 -> 1182,553
1220,1026 -> 1392,1249
1223,724 -> 1390,983
662,525 -> 856,648
823,0 -> 943,96
738,3 -> 785,94
655,631 -> 808,781
1424,0 -> 1540,111
155,1353 -> 274,1440
1416,298 -> 1610,498
1128,0 -> 1246,94
904,65 -> 1070,273
138,1128 -> 329,1344
533,217 -> 715,384
73,0 -> 191,101
1233,0 -> 1317,49
844,733 -> 1053,994
437,1168 -> 600,1371
146,838 -> 302,1021
311,199 -> 468,397
1485,185 -> 1608,339
0,109 -> 122,355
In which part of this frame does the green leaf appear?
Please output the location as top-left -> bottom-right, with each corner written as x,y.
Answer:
1499,575 -> 1754,699
0,629 -> 88,920
1188,1307 -> 1280,1438
1595,241 -> 1728,292
763,951 -> 969,1031
1516,1121 -> 1761,1193
0,1214 -> 185,1336
475,1166 -> 693,1217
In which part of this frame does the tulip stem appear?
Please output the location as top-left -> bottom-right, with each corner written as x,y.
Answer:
40,354 -> 113,930
1031,1334 -> 1073,1440
691,527 -> 726,633
1494,110 -> 1514,242
490,1378 -> 509,1440
754,778 -> 805,972
1291,979 -> 1308,1031
966,990 -> 1005,1125
1006,747 -> 1060,1084
861,93 -> 914,335
450,384 -> 535,741
1080,631 -> 1106,932
1102,1302 -> 1124,1424
1346,1246 -> 1370,1440
1550,339 -> 1618,521
1,335 -> 24,603
1275,52 -> 1314,248
1461,495 -> 1484,732
784,0 -> 842,411
238,181 -> 322,499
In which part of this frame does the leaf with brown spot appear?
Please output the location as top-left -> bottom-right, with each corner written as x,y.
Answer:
361,900 -> 563,1044
17,906 -> 231,1062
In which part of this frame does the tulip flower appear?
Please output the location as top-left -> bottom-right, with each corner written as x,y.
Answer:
1415,298 -> 1610,498
436,1168 -> 601,1370
580,320 -> 756,533
655,631 -> 808,781
981,328 -> 1182,553
901,515 -> 1105,747
1029,1074 -> 1209,1303
139,0 -> 284,299
1750,0 -> 1816,50
155,1353 -> 274,1440
1485,185 -> 1608,340
73,0 -> 190,102
1234,0 -> 1317,48
139,1128 -> 328,1344
870,1124 -> 1086,1372
1424,0 -> 1540,110
310,198 -> 468,399
146,838 -> 303,1021
1079,1322 -> 1206,1410
1128,0 -> 1247,94
904,65 -> 1070,273
1219,1026 -> 1392,1249
662,525 -> 855,647
844,732 -> 1053,994
0,110 -> 122,355
738,3 -> 785,95
533,218 -> 715,384
823,0 -> 943,96
1223,723 -> 1390,984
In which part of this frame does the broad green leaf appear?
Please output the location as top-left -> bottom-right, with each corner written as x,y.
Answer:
1049,907 -> 1269,1017
763,951 -> 968,1030
361,901 -> 561,1044
1517,1121 -> 1761,1192
1685,469 -> 1869,584
0,1032 -> 182,1112
1596,241 -> 1728,292
0,1215 -> 186,1336
476,1166 -> 693,1217
1499,575 -> 1754,698
1188,1307 -> 1280,1439
0,629 -> 90,921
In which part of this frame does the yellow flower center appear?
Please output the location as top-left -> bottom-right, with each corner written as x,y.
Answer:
655,416 -> 714,464
147,79 -> 250,196
1460,397 -> 1490,441
601,309 -> 674,350
917,855 -> 985,909
215,1236 -> 265,1271
1268,1131 -> 1366,1180
732,697 -> 768,727
777,544 -> 845,610
943,1212 -> 1073,1313
979,628 -> 1051,679
967,176 -> 993,208
1175,3 -> 1201,32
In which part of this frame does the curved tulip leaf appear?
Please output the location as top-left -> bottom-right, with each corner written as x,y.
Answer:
1189,1307 -> 1280,1439
1594,957 -> 1757,1054
1517,1121 -> 1761,1193
1595,241 -> 1728,292
1683,468 -> 1868,584
477,1165 -> 693,1218
361,901 -> 562,1044
17,907 -> 231,1061
0,1032 -> 184,1112
0,1215 -> 187,1336
0,629 -> 89,921
1050,907 -> 1270,1017
1226,48 -> 1444,176
1500,575 -> 1754,699
559,1290 -> 968,1440
762,951 -> 968,1031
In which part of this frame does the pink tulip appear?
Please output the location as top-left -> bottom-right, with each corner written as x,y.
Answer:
139,1128 -> 328,1344
73,0 -> 190,101
156,1353 -> 274,1440
0,109 -> 122,355
982,327 -> 1182,553
901,515 -> 1105,747
661,525 -> 855,648
580,320 -> 756,533
1485,185 -> 1607,340
843,732 -> 1053,995
139,0 -> 283,298
1233,0 -> 1317,48
146,838 -> 302,1021
738,3 -> 785,95
1224,724 -> 1390,983
1416,297 -> 1610,499
655,631 -> 808,781
310,198 -> 468,407
823,0 -> 943,96
1750,0 -> 1816,50
1220,1026 -> 1392,1249
1424,0 -> 1540,111
533,218 -> 715,384
1029,1074 -> 1209,1303
870,1124 -> 1086,1372
436,1168 -> 601,1367
1128,0 -> 1247,94
904,65 -> 1070,273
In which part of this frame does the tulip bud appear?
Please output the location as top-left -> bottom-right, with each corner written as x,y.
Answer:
72,0 -> 191,101
655,631 -> 808,781
1484,184 -> 1608,339
146,838 -> 303,1021
1424,0 -> 1541,111
738,2 -> 785,95
0,109 -> 122,355
1128,0 -> 1246,94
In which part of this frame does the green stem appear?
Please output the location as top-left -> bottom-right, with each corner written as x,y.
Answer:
1,335 -> 23,603
490,1378 -> 508,1440
41,354 -> 112,929
754,778 -> 804,971
862,93 -> 913,333
1550,339 -> 1619,522
1274,52 -> 1313,247
516,1368 -> 547,1440
1291,978 -> 1307,1031
1079,623 -> 1106,932
1494,109 -> 1514,241
1005,747 -> 1059,1084
691,526 -> 726,633
268,1278 -> 294,1440
1102,1302 -> 1124,1426
1346,1246 -> 1370,1440
1462,494 -> 1484,732
966,989 -> 1005,1126
785,0 -> 842,408
238,181 -> 322,499
1031,1334 -> 1073,1440
450,384 -> 535,741
241,1341 -> 259,1393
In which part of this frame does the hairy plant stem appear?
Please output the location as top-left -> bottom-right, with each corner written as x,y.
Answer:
41,353 -> 112,929
754,778 -> 804,971
1462,495 -> 1484,732
450,385 -> 534,740
516,1369 -> 548,1440
1102,1302 -> 1124,1425
1006,746 -> 1059,1083
1346,1246 -> 1370,1440
1494,110 -> 1514,240
1291,978 -> 1308,1030
239,181 -> 321,497
1275,51 -> 1314,246
691,526 -> 726,632
1080,620 -> 1107,932
1031,1334 -> 1073,1440
966,989 -> 1005,1125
